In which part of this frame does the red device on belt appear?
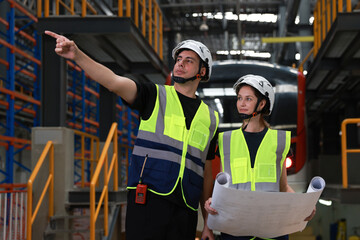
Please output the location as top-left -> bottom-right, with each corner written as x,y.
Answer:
135,154 -> 148,204
135,183 -> 147,204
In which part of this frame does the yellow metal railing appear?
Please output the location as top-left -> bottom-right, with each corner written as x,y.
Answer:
298,47 -> 314,72
313,0 -> 353,57
299,0 -> 355,71
74,129 -> 100,188
37,0 -> 163,59
27,141 -> 54,240
131,0 -> 163,57
37,0 -> 97,17
341,118 -> 360,188
90,122 -> 118,240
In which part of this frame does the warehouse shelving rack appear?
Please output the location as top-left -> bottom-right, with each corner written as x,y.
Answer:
0,0 -> 40,184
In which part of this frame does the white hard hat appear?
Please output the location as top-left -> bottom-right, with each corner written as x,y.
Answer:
172,40 -> 212,81
233,74 -> 275,113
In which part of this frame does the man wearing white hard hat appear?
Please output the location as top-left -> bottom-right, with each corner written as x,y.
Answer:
46,30 -> 219,240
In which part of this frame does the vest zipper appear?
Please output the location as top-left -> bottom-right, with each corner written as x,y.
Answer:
251,168 -> 256,191
179,130 -> 189,177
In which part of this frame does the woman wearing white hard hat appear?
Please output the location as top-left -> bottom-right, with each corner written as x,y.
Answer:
204,74 -> 316,240
45,30 -> 219,240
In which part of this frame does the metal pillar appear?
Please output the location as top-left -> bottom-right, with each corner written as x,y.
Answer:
298,0 -> 312,71
272,5 -> 286,63
99,85 -> 117,141
41,33 -> 67,127
5,4 -> 15,184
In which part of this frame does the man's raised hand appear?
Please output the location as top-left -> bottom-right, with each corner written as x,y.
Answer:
45,30 -> 78,60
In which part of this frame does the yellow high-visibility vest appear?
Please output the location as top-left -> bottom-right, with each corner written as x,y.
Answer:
219,128 -> 290,191
128,85 -> 219,210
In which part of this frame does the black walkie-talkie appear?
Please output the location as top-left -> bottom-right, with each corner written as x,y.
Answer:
135,154 -> 148,204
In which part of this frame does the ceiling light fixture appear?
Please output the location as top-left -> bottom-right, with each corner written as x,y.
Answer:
199,16 -> 209,31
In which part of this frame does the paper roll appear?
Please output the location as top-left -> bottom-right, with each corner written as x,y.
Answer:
215,172 -> 230,187
207,174 -> 326,238
307,176 -> 326,193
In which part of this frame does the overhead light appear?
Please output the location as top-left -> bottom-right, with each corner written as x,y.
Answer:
216,50 -> 271,59
200,16 -> 209,31
219,123 -> 243,129
214,98 -> 224,117
275,84 -> 297,93
199,23 -> 209,31
309,16 -> 314,24
202,88 -> 236,97
319,199 -> 332,206
198,12 -> 277,23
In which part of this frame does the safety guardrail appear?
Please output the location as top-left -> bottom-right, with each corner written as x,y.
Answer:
37,0 -> 163,59
299,0 -> 356,72
298,47 -> 314,73
0,184 -> 27,240
26,141 -> 54,240
341,118 -> 360,188
73,129 -> 100,188
313,0 -> 353,57
133,0 -> 163,58
90,122 -> 118,240
37,0 -> 97,17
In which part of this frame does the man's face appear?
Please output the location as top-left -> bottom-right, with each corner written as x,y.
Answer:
173,50 -> 202,79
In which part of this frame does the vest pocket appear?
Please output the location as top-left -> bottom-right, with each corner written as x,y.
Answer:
183,170 -> 203,209
232,158 -> 248,184
164,115 -> 185,141
189,122 -> 209,151
144,159 -> 178,191
257,162 -> 276,182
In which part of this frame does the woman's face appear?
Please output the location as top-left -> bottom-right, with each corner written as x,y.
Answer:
236,85 -> 261,115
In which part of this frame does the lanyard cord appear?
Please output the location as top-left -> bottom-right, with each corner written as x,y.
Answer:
139,154 -> 148,183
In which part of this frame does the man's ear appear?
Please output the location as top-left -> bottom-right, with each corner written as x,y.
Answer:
200,66 -> 207,77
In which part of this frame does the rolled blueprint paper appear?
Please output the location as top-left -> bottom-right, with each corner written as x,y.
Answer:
207,173 -> 325,238
216,172 -> 230,187
307,176 -> 326,193
209,172 -> 230,208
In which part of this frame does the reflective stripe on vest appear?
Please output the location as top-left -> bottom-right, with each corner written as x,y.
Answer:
249,237 -> 278,240
219,128 -> 290,191
128,85 -> 219,210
